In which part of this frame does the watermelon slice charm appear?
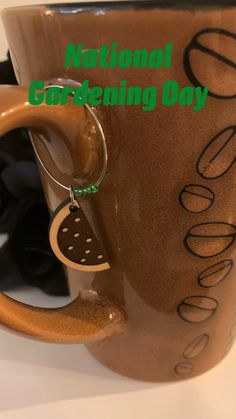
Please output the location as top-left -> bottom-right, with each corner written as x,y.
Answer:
49,198 -> 110,272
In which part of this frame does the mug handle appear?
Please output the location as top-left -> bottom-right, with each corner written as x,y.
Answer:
0,85 -> 126,343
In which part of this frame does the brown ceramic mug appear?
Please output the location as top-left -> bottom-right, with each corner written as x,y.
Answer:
1,0 -> 236,382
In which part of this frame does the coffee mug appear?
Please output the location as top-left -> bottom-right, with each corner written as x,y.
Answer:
1,0 -> 236,382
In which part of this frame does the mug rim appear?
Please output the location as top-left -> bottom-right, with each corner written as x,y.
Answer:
3,0 -> 164,12
3,0 -> 236,13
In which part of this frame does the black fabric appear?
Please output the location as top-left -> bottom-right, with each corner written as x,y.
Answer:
0,54 -> 69,296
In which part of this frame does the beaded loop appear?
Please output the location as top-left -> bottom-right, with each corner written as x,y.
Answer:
30,80 -> 107,195
73,183 -> 98,197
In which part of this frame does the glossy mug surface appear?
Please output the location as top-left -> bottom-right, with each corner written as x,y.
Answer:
2,0 -> 236,381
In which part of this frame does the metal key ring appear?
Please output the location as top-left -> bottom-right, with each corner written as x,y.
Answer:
29,82 -> 108,193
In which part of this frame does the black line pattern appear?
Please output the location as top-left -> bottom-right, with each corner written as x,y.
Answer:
183,334 -> 209,358
179,184 -> 215,213
184,28 -> 236,99
196,126 -> 236,180
177,296 -> 218,323
198,259 -> 233,287
184,222 -> 236,258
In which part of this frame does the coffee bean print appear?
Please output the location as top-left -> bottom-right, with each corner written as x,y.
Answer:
183,334 -> 209,358
197,126 -> 236,179
198,259 -> 233,287
184,222 -> 236,258
179,184 -> 215,213
175,362 -> 193,375
177,296 -> 218,323
184,28 -> 236,99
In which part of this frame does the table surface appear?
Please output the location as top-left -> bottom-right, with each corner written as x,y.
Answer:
0,284 -> 235,419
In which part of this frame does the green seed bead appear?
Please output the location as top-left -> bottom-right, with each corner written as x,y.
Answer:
73,184 -> 98,196
73,187 -> 83,196
90,184 -> 98,193
83,188 -> 89,195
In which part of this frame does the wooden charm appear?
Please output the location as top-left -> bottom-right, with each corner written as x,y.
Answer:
49,199 -> 110,272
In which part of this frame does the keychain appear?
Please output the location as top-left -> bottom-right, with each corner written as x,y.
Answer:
30,86 -> 110,272
48,190 -> 110,272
